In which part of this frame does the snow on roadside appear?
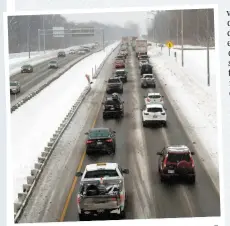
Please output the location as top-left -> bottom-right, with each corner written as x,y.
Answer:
12,41 -> 119,202
149,46 -> 218,171
9,45 -> 81,76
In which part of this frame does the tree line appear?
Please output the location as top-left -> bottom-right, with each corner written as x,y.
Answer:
8,14 -> 139,53
148,9 -> 215,46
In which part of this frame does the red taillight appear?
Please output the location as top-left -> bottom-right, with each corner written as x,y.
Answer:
144,112 -> 149,115
147,97 -> 150,102
163,155 -> 168,168
86,140 -> 94,144
190,156 -> 195,167
77,196 -> 81,203
120,194 -> 124,201
161,112 -> 165,115
106,138 -> 113,142
111,197 -> 116,201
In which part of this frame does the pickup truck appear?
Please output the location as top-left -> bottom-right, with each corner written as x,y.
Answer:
106,77 -> 123,94
76,163 -> 129,220
141,74 -> 156,88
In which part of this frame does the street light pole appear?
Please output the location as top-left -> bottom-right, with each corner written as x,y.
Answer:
206,9 -> 210,86
27,16 -> 31,59
38,29 -> 40,52
181,10 -> 184,67
42,15 -> 46,53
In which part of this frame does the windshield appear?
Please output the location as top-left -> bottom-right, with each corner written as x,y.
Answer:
10,82 -> 18,86
50,61 -> 57,64
144,75 -> 153,78
108,79 -> 120,83
115,60 -> 124,63
88,129 -> 110,139
147,107 -> 163,113
85,169 -> 119,178
22,65 -> 30,68
167,153 -> 191,162
149,95 -> 161,99
105,100 -> 117,105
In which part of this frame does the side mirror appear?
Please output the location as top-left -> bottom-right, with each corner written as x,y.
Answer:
76,172 -> 83,177
122,169 -> 129,174
85,132 -> 89,135
191,151 -> 195,155
156,151 -> 162,155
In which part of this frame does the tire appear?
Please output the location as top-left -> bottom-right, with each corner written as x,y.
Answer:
120,210 -> 126,219
189,176 -> 196,184
153,84 -> 156,88
160,175 -> 165,182
120,89 -> 123,94
79,213 -> 86,221
142,121 -> 147,127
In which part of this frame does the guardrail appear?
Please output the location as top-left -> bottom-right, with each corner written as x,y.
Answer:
13,42 -> 120,223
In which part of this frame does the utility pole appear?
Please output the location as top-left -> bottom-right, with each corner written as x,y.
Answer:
27,16 -> 31,58
206,9 -> 210,86
42,15 -> 46,53
38,29 -> 40,52
176,17 -> 179,45
181,10 -> 184,67
102,29 -> 105,51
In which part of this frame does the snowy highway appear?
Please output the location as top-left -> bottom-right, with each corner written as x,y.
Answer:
18,44 -> 220,223
10,46 -> 102,104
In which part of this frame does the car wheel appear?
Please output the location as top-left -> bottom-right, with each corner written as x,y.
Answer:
142,121 -> 147,127
189,176 -> 196,184
120,89 -> 123,94
160,175 -> 165,182
120,210 -> 126,219
103,115 -> 107,120
79,214 -> 87,221
153,84 -> 156,88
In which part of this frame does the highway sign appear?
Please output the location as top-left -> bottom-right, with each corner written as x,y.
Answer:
166,41 -> 174,48
71,28 -> 94,36
52,27 -> 65,37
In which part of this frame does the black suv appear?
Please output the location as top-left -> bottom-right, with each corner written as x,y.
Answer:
21,64 -> 33,73
106,77 -> 123,94
58,51 -> 66,57
157,145 -> 196,183
102,96 -> 124,119
140,64 -> 153,76
85,128 -> 116,155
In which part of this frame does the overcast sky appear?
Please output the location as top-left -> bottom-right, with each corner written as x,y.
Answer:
63,11 -> 152,34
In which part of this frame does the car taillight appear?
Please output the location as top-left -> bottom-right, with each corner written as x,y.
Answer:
120,194 -> 124,201
106,139 -> 113,142
77,195 -> 81,204
147,97 -> 150,102
86,140 -> 94,144
111,197 -> 116,201
161,112 -> 165,115
163,155 -> 168,168
190,156 -> 195,167
144,112 -> 149,115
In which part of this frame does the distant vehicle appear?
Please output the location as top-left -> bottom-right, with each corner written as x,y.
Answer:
21,64 -> 33,73
10,81 -> 20,94
157,145 -> 196,183
114,69 -> 128,83
135,39 -> 148,57
78,49 -> 87,55
148,43 -> 152,46
120,50 -> 128,58
82,46 -> 90,53
76,162 -> 129,220
139,55 -> 149,61
102,94 -> 124,119
144,92 -> 164,105
139,59 -> 148,68
48,60 -> 58,69
142,103 -> 167,127
69,49 -> 76,54
114,59 -> 125,69
58,51 -> 66,57
85,128 -> 116,155
106,77 -> 123,94
115,55 -> 126,61
140,64 -> 153,76
141,74 -> 156,88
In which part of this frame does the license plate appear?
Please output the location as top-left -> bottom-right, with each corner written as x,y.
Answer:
111,107 -> 114,110
153,115 -> 158,118
97,142 -> 102,145
168,170 -> 175,174
97,209 -> 104,213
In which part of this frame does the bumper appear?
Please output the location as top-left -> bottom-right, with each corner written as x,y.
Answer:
141,82 -> 155,87
160,172 -> 195,180
10,89 -> 19,94
103,111 -> 123,117
143,120 -> 166,124
49,66 -> 58,68
21,70 -> 32,73
80,208 -> 121,217
86,146 -> 114,154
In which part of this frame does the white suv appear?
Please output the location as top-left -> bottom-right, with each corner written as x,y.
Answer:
142,104 -> 167,127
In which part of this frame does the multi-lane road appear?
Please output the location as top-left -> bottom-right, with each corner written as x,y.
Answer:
10,48 -> 100,104
18,44 -> 220,223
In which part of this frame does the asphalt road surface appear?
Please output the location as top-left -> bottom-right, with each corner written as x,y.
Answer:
63,45 -> 220,221
18,44 -> 220,223
10,50 -> 98,103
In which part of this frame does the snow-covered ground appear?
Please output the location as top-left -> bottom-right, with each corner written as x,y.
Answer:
9,45 -> 91,76
11,41 -> 119,202
149,46 -> 218,172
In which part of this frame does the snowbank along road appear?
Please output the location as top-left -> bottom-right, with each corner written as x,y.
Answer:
18,43 -> 220,223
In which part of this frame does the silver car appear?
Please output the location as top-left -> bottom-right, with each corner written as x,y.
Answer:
144,92 -> 164,105
10,81 -> 20,94
141,74 -> 156,88
48,60 -> 58,69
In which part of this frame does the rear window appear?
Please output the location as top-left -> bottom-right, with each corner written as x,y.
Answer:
10,82 -> 17,86
147,107 -> 163,113
108,79 -> 120,83
50,61 -> 57,63
105,100 -> 116,105
149,95 -> 161,99
89,129 -> 110,138
144,75 -> 153,78
22,65 -> 30,67
85,169 -> 119,178
167,153 -> 191,162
